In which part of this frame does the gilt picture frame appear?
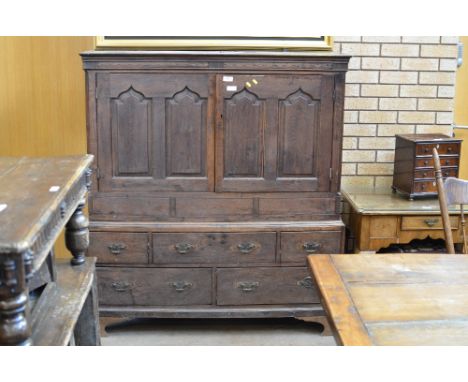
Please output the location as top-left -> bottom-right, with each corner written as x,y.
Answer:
95,36 -> 333,51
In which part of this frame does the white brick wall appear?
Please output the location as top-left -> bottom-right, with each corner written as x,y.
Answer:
334,36 -> 458,188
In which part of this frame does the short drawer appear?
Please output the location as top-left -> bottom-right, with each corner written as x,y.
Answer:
416,142 -> 460,156
280,231 -> 342,263
152,232 -> 276,265
97,267 -> 212,306
415,156 -> 459,168
401,216 -> 459,230
413,180 -> 437,194
414,168 -> 457,179
88,232 -> 149,264
216,267 -> 319,306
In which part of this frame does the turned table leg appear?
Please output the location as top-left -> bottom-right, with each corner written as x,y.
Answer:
65,199 -> 89,266
0,256 -> 32,346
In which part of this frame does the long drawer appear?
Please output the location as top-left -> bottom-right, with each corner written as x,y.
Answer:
280,231 -> 342,263
97,267 -> 213,306
216,267 -> 319,305
152,232 -> 276,265
401,216 -> 459,230
89,232 -> 149,264
415,156 -> 459,168
414,168 -> 457,179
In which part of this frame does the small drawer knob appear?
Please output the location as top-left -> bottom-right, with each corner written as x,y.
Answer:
170,281 -> 193,292
303,241 -> 321,253
424,160 -> 429,166
448,147 -> 453,152
424,218 -> 439,227
237,242 -> 256,254
237,281 -> 259,293
111,281 -> 132,292
175,243 -> 193,254
297,276 -> 314,289
107,243 -> 127,255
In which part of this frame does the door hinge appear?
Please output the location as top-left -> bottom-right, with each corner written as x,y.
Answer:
332,88 -> 336,101
95,167 -> 100,180
329,168 -> 333,180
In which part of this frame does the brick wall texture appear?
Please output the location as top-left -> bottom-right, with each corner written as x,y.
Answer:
333,36 -> 459,188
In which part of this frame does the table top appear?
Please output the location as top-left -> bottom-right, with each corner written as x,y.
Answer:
0,155 -> 93,254
341,186 -> 460,215
308,253 -> 468,345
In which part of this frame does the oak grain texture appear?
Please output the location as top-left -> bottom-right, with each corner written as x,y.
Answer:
308,253 -> 468,345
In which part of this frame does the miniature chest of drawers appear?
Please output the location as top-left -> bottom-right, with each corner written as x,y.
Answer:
392,134 -> 462,199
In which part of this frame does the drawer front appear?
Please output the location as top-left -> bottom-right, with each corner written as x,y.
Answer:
415,142 -> 460,156
401,216 -> 459,230
216,267 -> 319,305
413,180 -> 437,193
415,156 -> 459,168
98,267 -> 212,306
153,232 -> 276,265
414,168 -> 458,179
280,231 -> 342,263
89,232 -> 149,264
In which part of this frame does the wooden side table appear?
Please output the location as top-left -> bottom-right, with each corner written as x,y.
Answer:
342,186 -> 464,254
0,156 -> 100,345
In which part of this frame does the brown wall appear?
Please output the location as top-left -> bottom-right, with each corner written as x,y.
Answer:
0,36 -> 95,257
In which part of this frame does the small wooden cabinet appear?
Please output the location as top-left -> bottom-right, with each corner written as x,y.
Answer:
82,51 -> 349,328
392,134 -> 462,199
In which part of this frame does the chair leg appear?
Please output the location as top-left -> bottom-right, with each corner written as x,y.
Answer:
461,205 -> 467,255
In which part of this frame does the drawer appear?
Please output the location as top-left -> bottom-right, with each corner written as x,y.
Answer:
414,168 -> 457,179
216,267 -> 318,305
280,231 -> 342,263
415,156 -> 459,168
413,180 -> 437,194
415,142 -> 460,156
97,267 -> 212,306
152,232 -> 276,265
89,232 -> 149,264
401,216 -> 459,230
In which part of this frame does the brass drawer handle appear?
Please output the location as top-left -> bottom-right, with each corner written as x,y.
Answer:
175,243 -> 193,254
170,281 -> 193,292
424,160 -> 429,166
107,243 -> 127,255
297,276 -> 314,289
424,218 -> 439,227
445,160 -> 450,165
303,241 -> 321,253
448,147 -> 453,152
424,147 -> 430,153
111,281 -> 132,292
237,281 -> 259,293
237,242 -> 257,254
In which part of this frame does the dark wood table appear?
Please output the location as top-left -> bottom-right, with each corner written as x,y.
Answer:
0,156 -> 100,345
308,253 -> 468,345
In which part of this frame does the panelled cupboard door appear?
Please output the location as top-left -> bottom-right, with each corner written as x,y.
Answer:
95,73 -> 214,192
215,74 -> 335,192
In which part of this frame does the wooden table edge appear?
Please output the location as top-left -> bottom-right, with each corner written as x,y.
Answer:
307,254 -> 373,346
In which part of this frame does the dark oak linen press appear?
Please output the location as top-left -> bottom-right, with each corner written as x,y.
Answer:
82,51 -> 350,331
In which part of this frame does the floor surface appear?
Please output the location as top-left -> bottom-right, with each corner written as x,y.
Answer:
101,318 -> 337,346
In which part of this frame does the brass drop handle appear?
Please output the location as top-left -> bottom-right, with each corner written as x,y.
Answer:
445,160 -> 450,165
421,184 -> 426,189
424,160 -> 429,166
111,281 -> 132,292
237,242 -> 256,254
424,147 -> 429,153
303,241 -> 321,253
448,147 -> 453,152
424,218 -> 439,227
170,281 -> 193,292
237,281 -> 259,293
108,243 -> 127,255
444,172 -> 449,177
297,276 -> 314,289
175,243 -> 193,254
423,172 -> 427,177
